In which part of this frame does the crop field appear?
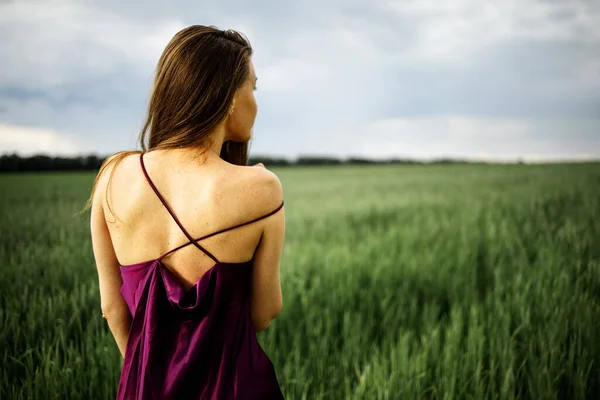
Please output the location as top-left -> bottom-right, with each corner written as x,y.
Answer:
1,163 -> 599,399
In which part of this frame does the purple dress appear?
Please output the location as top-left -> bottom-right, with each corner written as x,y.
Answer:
116,153 -> 285,399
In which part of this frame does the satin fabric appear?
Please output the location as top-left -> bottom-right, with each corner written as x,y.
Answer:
116,259 -> 284,399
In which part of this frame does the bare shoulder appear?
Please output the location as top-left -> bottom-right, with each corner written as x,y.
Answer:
93,151 -> 141,204
223,164 -> 284,217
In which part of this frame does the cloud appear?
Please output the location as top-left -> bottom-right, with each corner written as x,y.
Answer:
0,123 -> 83,156
383,0 -> 600,64
0,0 -> 184,94
0,97 -> 142,155
257,58 -> 333,94
369,116 -> 530,140
0,0 -> 598,160
357,116 -> 600,161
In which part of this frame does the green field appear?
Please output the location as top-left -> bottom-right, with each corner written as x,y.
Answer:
1,164 -> 599,399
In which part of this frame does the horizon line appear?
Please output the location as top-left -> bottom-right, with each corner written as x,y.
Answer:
1,151 -> 599,165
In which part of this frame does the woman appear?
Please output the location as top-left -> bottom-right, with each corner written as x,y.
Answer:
85,25 -> 286,399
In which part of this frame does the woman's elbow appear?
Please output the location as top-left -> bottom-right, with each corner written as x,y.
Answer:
101,301 -> 129,322
253,318 -> 272,332
252,300 -> 283,332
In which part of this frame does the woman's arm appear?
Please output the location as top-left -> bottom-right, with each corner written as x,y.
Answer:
249,169 -> 285,332
90,169 -> 132,358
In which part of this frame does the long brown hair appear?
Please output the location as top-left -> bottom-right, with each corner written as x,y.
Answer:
82,25 -> 253,216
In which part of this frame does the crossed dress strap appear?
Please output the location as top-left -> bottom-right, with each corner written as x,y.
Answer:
139,153 -> 284,263
159,201 -> 285,260
140,153 -> 220,263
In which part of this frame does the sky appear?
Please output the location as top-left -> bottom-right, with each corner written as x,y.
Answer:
0,0 -> 599,162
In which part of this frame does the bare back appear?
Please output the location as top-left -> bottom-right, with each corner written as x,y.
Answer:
102,150 -> 283,291
94,152 -> 287,399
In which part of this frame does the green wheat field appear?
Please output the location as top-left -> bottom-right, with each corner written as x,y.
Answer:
1,163 -> 599,399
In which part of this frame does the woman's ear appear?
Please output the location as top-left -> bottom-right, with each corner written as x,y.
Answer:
228,98 -> 236,116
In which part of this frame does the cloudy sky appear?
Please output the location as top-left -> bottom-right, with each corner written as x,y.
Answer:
1,0 -> 599,161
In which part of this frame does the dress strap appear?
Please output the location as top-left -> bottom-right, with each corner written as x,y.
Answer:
196,201 -> 284,242
158,201 -> 284,261
139,153 -> 219,263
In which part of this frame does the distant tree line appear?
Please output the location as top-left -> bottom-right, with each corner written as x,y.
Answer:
0,153 -> 493,172
0,154 -> 105,172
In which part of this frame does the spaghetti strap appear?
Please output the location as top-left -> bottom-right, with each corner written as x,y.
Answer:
158,201 -> 284,261
139,153 -> 219,263
196,201 -> 284,241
